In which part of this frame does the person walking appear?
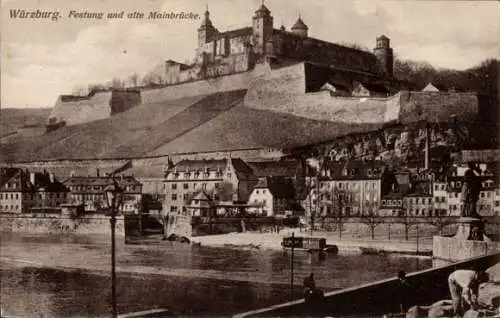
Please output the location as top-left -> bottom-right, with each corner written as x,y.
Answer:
448,269 -> 489,317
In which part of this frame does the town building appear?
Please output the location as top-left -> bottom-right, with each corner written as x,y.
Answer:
247,176 -> 303,217
64,175 -> 143,214
316,160 -> 395,217
0,168 -> 69,213
432,180 -> 448,216
162,158 -> 257,217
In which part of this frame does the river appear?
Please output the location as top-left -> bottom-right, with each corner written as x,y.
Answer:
0,233 -> 431,317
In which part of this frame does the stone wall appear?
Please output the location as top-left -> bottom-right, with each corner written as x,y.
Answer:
49,90 -> 142,127
141,70 -> 254,104
398,91 -> 478,123
0,213 -> 125,236
238,253 -> 500,317
245,62 -> 394,124
433,236 -> 500,262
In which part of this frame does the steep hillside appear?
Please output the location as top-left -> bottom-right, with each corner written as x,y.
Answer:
0,91 -> 246,162
149,103 -> 381,156
0,108 -> 51,137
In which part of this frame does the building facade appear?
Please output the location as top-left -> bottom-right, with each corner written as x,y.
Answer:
315,161 -> 394,217
0,168 -> 69,213
64,175 -> 143,214
247,176 -> 303,217
162,158 -> 257,217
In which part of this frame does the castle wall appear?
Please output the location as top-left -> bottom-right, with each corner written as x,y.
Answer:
141,70 -> 254,103
245,62 -> 393,124
49,91 -> 113,126
398,91 -> 478,123
49,90 -> 142,127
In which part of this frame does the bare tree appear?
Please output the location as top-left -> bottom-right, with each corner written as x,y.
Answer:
110,78 -> 125,89
401,198 -> 419,241
87,83 -> 107,94
361,203 -> 383,240
128,73 -> 139,87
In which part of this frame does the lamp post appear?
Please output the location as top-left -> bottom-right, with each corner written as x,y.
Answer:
104,178 -> 124,318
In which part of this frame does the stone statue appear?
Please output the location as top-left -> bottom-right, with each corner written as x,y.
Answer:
461,163 -> 481,218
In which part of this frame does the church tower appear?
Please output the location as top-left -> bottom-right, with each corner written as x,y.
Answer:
373,35 -> 394,77
198,7 -> 217,56
252,3 -> 273,55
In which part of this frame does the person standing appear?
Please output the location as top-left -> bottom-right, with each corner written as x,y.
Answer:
448,269 -> 489,317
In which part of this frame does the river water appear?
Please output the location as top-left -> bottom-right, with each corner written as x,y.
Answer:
0,233 -> 431,317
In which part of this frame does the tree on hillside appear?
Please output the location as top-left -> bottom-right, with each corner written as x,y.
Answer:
128,73 -> 139,87
110,78 -> 125,89
88,83 -> 107,94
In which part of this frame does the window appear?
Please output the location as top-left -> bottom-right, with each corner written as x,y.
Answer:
183,183 -> 189,189
428,198 -> 432,204
0,194 -> 2,199
171,194 -> 177,201
256,190 -> 259,194
495,201 -> 500,207
172,183 -> 177,190
227,173 -> 231,178
487,192 -> 491,198
434,185 -> 438,191
481,192 -> 485,198
202,183 -> 207,190
215,183 -> 220,189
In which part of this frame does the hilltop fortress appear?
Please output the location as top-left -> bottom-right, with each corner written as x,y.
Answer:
4,3 -> 475,172
47,3 -> 405,128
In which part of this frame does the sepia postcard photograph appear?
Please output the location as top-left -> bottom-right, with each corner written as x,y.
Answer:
1,0 -> 500,317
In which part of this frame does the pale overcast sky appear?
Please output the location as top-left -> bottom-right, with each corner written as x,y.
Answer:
1,0 -> 499,108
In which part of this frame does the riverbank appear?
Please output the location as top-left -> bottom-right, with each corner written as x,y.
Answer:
189,230 -> 433,256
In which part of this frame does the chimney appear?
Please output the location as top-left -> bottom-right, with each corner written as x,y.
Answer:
424,123 -> 430,171
49,173 -> 55,184
30,172 -> 35,185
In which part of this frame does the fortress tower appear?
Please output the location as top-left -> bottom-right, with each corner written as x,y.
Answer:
291,17 -> 308,38
252,3 -> 273,55
373,35 -> 394,77
197,7 -> 218,57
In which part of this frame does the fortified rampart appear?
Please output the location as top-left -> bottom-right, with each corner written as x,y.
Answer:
48,90 -> 141,127
46,60 -> 478,130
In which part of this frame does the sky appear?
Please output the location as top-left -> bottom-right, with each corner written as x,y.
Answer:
1,0 -> 499,108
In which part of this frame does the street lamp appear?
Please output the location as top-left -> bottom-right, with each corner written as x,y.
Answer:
104,178 -> 124,318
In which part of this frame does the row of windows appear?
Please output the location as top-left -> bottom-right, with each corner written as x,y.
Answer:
320,182 -> 378,190
169,171 -> 229,180
0,192 -> 67,200
448,180 -> 495,188
447,191 -> 494,199
171,183 -> 219,190
3,182 -> 18,189
0,205 -> 19,211
434,184 -> 447,191
70,185 -> 138,192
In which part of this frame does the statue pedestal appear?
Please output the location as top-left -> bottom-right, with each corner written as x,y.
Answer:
433,217 -> 499,264
453,217 -> 490,242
